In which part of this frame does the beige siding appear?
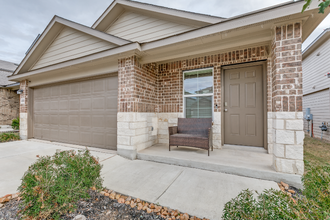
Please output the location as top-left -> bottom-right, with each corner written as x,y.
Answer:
106,11 -> 198,42
303,89 -> 330,141
303,37 -> 330,95
31,27 -> 117,70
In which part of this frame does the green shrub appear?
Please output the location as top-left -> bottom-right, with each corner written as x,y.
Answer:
11,117 -> 19,130
0,132 -> 20,142
222,163 -> 330,219
222,189 -> 299,220
18,150 -> 103,219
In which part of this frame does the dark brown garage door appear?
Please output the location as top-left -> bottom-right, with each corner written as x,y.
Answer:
224,65 -> 263,147
33,76 -> 118,150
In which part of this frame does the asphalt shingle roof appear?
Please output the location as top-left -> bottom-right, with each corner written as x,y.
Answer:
0,60 -> 18,86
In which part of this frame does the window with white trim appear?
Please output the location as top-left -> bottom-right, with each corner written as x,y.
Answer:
183,68 -> 213,118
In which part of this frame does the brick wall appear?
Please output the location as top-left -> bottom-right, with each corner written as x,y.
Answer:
118,46 -> 270,114
158,46 -> 269,113
0,88 -> 19,125
272,22 -> 303,112
271,22 -> 304,175
19,80 -> 28,113
118,56 -> 158,112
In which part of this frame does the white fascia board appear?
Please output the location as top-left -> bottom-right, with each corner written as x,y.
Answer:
9,42 -> 140,81
92,0 -> 119,29
303,28 -> 330,59
117,0 -> 224,23
141,1 -> 315,51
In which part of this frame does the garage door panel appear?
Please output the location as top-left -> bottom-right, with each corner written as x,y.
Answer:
92,115 -> 105,128
92,97 -> 105,110
105,134 -> 117,150
93,133 -> 105,146
106,97 -> 117,110
80,115 -> 91,127
71,83 -> 80,95
50,129 -> 59,140
80,132 -> 92,145
80,81 -> 92,93
59,129 -> 70,141
60,84 -> 70,96
34,128 -> 42,139
49,101 -> 59,111
33,76 -> 118,150
49,115 -> 58,125
51,86 -> 60,97
70,99 -> 80,110
93,79 -> 105,93
42,115 -> 50,125
42,129 -> 50,140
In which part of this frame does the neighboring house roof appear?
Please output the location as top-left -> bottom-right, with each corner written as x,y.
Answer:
302,28 -> 330,59
0,60 -> 18,87
9,0 -> 329,81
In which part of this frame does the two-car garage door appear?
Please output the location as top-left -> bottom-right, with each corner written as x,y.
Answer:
33,76 -> 118,150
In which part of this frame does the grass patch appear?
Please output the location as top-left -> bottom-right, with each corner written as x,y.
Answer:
304,135 -> 330,167
0,132 -> 20,142
222,136 -> 330,219
18,150 -> 103,219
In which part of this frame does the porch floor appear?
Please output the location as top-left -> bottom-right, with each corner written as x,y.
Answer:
137,144 -> 302,188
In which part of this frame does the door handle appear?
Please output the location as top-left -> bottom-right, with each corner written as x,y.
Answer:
225,109 -> 228,112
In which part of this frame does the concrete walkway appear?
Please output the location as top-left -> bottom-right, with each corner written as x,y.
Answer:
0,140 -> 279,219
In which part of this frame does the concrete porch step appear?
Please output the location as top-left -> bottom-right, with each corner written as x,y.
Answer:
137,144 -> 302,188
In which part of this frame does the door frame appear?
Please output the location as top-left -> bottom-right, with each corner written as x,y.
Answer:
221,61 -> 268,149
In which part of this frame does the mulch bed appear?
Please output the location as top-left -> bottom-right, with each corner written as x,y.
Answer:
0,189 -> 206,220
0,190 -> 163,220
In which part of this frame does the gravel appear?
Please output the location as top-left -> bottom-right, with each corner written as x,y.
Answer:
0,190 -> 165,220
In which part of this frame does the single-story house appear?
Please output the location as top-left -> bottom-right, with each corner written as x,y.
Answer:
8,0 -> 330,176
302,28 -> 330,141
0,59 -> 20,125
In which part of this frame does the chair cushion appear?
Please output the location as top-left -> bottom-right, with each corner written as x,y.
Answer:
170,133 -> 208,139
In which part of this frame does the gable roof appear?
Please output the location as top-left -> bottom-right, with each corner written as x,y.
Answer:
13,16 -> 131,76
9,0 -> 329,81
0,60 -> 18,86
303,28 -> 330,59
92,0 -> 225,31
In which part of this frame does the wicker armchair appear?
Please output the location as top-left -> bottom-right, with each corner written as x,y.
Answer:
168,118 -> 213,156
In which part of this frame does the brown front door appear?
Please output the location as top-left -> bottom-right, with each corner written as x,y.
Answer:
224,65 -> 263,147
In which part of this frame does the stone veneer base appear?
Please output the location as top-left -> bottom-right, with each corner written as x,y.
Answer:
19,113 -> 28,140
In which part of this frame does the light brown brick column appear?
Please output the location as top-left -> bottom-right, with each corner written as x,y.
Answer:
19,80 -> 28,139
271,22 -> 304,175
117,56 -> 158,159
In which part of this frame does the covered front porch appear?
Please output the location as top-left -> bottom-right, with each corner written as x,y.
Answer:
137,143 -> 302,188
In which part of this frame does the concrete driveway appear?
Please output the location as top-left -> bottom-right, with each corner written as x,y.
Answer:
0,140 -> 279,219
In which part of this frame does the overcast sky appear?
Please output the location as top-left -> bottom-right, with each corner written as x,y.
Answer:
0,0 -> 329,64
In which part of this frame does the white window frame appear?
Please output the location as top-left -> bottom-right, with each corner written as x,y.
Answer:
183,67 -> 214,119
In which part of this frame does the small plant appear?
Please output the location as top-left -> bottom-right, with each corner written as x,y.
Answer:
11,117 -> 19,130
18,150 -> 103,219
0,132 -> 20,142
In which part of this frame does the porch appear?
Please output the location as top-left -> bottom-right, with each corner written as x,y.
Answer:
137,144 -> 302,188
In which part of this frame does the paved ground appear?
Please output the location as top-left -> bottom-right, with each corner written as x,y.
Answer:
0,140 -> 279,219
0,125 -> 17,133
